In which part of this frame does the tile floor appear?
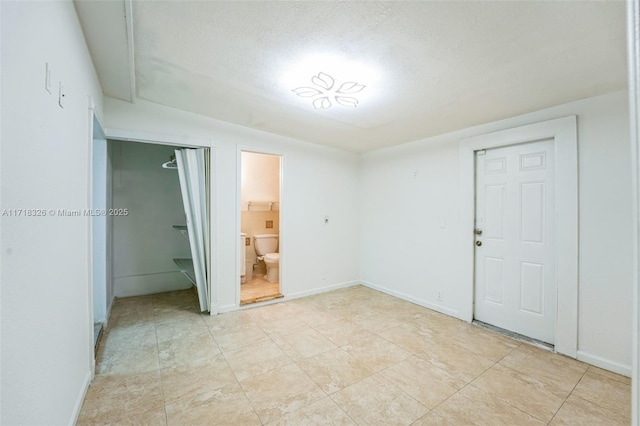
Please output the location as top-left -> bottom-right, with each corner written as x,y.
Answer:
78,285 -> 632,425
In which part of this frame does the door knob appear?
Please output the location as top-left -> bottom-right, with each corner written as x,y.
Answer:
475,240 -> 482,247
474,228 -> 483,235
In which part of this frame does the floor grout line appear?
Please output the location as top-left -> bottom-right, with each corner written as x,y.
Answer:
81,287 -> 632,425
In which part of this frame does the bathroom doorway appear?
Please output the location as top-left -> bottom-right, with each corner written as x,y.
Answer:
240,151 -> 282,305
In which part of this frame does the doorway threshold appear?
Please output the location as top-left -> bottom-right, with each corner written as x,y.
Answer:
240,293 -> 283,306
472,320 -> 554,352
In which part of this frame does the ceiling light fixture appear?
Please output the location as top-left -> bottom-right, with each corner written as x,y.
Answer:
283,53 -> 379,110
292,72 -> 366,109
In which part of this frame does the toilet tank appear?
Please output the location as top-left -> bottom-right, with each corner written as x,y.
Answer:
254,234 -> 278,255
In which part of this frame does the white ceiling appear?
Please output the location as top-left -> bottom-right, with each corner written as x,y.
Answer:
76,1 -> 627,153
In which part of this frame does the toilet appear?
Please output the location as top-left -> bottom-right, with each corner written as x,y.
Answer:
253,234 -> 279,282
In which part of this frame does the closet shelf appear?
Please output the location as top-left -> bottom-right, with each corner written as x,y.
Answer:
173,258 -> 196,285
173,225 -> 189,241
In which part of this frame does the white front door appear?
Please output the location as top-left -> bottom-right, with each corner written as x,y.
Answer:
474,139 -> 556,344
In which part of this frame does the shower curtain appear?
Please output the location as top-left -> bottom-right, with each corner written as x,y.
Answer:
175,148 -> 211,312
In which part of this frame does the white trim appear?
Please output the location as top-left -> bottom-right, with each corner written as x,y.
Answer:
69,371 -> 92,426
209,147 -> 218,314
360,280 -> 462,319
236,146 -> 285,307
104,128 -> 211,148
627,0 -> 640,423
577,351 -> 632,378
458,116 -> 578,358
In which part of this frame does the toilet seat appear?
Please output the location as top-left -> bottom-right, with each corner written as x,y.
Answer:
264,253 -> 279,263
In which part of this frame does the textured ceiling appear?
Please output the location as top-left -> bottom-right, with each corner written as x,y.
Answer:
78,1 -> 627,153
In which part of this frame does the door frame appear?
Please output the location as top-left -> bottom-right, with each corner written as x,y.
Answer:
627,0 -> 639,422
458,116 -> 578,357
236,145 -> 285,306
94,127 -> 217,311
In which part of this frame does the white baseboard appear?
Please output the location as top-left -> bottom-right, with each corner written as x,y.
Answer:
70,370 -> 92,426
114,272 -> 192,297
360,280 -> 462,320
285,280 -> 359,300
103,296 -> 115,329
577,351 -> 632,378
216,280 -> 360,314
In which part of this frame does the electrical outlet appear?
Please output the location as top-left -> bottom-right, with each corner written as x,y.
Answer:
266,220 -> 273,229
436,291 -> 444,302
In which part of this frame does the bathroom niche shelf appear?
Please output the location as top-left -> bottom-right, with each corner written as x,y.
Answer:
173,225 -> 195,285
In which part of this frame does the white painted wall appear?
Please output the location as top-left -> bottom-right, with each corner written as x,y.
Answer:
360,91 -> 633,375
0,1 -> 103,424
104,98 -> 361,311
110,140 -> 193,297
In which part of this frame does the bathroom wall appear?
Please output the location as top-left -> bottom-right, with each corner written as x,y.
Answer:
241,151 -> 280,206
110,140 -> 193,297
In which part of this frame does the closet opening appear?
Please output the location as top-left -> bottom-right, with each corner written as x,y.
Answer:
96,138 -> 213,323
239,150 -> 283,305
